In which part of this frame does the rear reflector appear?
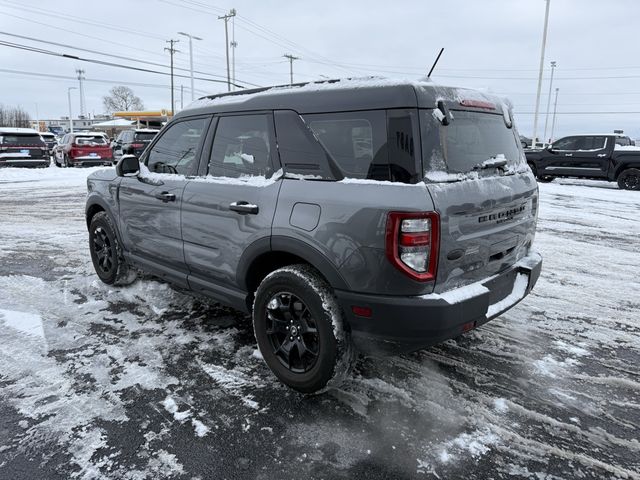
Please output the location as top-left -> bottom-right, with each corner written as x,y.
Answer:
351,306 -> 372,318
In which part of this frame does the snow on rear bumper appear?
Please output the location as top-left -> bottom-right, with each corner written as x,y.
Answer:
335,251 -> 542,354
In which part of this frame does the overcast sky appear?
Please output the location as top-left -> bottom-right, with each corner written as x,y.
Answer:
1,0 -> 639,140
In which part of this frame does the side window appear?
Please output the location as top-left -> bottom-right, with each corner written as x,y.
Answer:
274,110 -> 336,179
552,136 -> 578,151
616,137 -> 630,147
146,117 -> 207,175
576,136 -> 606,151
304,110 -> 387,180
208,114 -> 273,178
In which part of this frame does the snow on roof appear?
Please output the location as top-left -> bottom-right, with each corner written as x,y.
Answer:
39,132 -> 56,137
90,119 -> 134,127
0,127 -> 40,135
134,128 -> 160,133
567,133 -> 630,137
185,77 -> 434,110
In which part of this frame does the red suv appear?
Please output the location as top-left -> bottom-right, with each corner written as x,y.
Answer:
54,133 -> 113,167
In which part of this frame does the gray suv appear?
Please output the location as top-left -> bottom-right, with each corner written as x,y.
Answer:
85,79 -> 542,393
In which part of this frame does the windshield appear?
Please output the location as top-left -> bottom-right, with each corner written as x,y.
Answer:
75,136 -> 107,145
134,132 -> 157,142
421,110 -> 522,176
0,134 -> 44,146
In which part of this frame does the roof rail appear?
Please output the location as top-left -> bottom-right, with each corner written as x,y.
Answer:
196,77 -> 365,102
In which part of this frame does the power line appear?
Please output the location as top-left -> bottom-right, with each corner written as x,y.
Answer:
0,31 -> 246,85
0,0 -> 167,41
0,39 -> 255,89
0,67 -> 210,94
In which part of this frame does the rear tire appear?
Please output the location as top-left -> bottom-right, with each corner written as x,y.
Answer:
252,264 -> 354,394
617,168 -> 640,190
89,212 -> 136,286
536,174 -> 554,183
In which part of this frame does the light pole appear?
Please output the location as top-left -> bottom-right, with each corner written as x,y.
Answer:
67,87 -> 77,133
532,0 -> 551,149
178,31 -> 202,101
550,87 -> 560,143
542,61 -> 557,145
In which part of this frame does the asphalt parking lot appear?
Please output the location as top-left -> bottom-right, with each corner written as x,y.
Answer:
1,167 -> 639,480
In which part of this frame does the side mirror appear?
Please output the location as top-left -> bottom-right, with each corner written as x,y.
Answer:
116,155 -> 140,177
546,145 -> 554,152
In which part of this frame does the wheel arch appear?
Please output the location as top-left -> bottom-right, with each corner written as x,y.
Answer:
238,236 -> 349,311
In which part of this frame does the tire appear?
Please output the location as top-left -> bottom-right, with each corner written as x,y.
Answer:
617,168 -> 640,190
63,154 -> 70,168
88,211 -> 136,286
252,264 -> 354,394
536,174 -> 554,183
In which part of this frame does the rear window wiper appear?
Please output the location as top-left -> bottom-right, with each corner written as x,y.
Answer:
473,156 -> 508,170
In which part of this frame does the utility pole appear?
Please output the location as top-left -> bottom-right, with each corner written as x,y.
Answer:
165,39 -> 180,116
218,9 -> 236,92
67,87 -> 77,133
180,84 -> 184,109
76,69 -> 86,118
542,61 -> 557,145
531,0 -> 551,150
178,31 -> 202,101
283,54 -> 300,85
230,14 -> 237,91
550,87 -> 560,143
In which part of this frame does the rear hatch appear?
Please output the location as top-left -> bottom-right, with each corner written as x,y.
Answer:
132,131 -> 157,155
71,135 -> 112,159
0,133 -> 47,160
420,101 -> 538,293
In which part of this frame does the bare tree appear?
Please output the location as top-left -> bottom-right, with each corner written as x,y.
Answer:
102,86 -> 144,113
0,104 -> 31,128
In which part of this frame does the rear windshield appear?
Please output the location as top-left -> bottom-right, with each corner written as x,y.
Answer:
421,110 -> 522,175
75,136 -> 107,145
134,132 -> 157,142
0,134 -> 44,146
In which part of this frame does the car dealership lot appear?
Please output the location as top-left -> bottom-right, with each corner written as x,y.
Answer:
0,167 -> 639,479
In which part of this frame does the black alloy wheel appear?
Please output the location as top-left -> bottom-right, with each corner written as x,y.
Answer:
88,211 -> 136,285
252,264 -> 354,393
265,292 -> 320,373
92,226 -> 115,277
618,168 -> 640,190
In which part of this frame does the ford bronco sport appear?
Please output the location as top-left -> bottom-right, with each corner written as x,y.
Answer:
85,78 -> 542,393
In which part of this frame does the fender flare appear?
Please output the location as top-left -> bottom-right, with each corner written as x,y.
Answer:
236,235 -> 349,292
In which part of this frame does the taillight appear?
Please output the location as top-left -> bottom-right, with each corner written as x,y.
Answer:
385,212 -> 439,282
131,143 -> 144,148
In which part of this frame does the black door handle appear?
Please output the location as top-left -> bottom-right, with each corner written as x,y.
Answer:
229,201 -> 259,215
155,192 -> 176,202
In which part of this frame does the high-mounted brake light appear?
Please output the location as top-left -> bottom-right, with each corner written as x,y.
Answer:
459,99 -> 496,110
385,212 -> 440,282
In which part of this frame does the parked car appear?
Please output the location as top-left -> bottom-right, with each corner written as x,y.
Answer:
85,79 -> 542,393
519,135 -> 532,149
111,128 -> 158,160
0,127 -> 48,168
525,133 -> 640,189
54,132 -> 114,167
39,131 -> 58,156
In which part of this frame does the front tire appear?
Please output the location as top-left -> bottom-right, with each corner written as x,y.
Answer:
537,174 -> 554,183
89,212 -> 136,286
253,264 -> 354,394
617,168 -> 640,190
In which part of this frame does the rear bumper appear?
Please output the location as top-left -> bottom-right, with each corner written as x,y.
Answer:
0,158 -> 49,168
336,251 -> 542,354
69,156 -> 113,167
